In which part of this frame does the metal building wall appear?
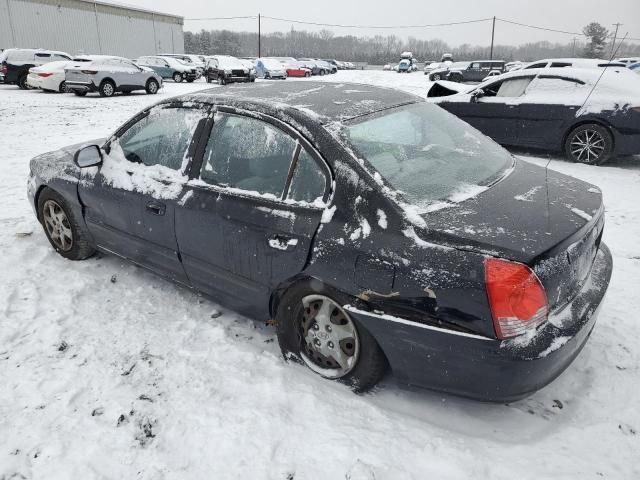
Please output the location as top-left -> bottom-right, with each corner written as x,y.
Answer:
1,0 -> 184,57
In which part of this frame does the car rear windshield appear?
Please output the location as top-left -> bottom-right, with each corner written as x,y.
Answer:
345,102 -> 513,208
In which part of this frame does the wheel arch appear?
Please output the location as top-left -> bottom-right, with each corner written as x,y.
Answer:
99,77 -> 116,88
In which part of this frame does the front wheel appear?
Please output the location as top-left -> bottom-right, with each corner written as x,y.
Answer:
218,76 -> 226,85
276,281 -> 388,392
37,188 -> 95,260
305,71 -> 311,78
564,124 -> 613,165
432,73 -> 441,81
146,78 -> 159,94
173,72 -> 183,83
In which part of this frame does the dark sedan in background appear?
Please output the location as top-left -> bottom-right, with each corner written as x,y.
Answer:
428,67 -> 640,164
204,55 -> 255,85
27,82 -> 611,401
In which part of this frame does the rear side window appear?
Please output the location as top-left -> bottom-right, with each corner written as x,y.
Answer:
286,149 -> 327,203
9,51 -> 35,61
524,62 -> 547,69
200,115 -> 297,197
495,77 -> 533,97
550,62 -> 571,68
51,54 -> 70,61
526,76 -> 584,94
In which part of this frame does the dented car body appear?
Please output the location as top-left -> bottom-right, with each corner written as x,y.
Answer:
27,82 -> 612,401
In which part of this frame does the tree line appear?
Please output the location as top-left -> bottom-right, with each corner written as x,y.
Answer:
184,23 -> 640,63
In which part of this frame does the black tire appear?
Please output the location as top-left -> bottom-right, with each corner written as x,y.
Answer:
18,73 -> 28,90
319,69 -> 325,76
218,76 -> 226,86
206,76 -> 212,83
99,80 -> 115,97
173,72 -> 183,83
265,72 -> 271,79
58,81 -> 69,93
432,73 -> 441,81
146,78 -> 159,95
275,280 -> 388,393
186,78 -> 195,83
73,90 -> 87,97
564,123 -> 613,165
37,188 -> 95,261
305,71 -> 311,78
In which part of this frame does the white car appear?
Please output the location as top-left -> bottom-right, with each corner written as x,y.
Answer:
522,58 -> 627,70
27,56 -> 93,92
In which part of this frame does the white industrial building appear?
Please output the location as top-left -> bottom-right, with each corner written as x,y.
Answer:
0,0 -> 184,57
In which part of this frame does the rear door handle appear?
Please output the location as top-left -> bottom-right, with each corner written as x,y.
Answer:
146,202 -> 166,216
267,234 -> 299,251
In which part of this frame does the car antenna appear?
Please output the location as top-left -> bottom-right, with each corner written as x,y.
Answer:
579,32 -> 629,114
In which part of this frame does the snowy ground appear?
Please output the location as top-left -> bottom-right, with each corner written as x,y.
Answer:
1,72 -> 639,480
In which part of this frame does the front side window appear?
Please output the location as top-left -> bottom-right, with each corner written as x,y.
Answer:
117,106 -> 205,171
482,77 -> 533,97
345,103 -> 513,208
200,115 -> 297,197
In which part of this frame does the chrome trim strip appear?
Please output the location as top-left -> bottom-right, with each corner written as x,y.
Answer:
344,304 -> 494,341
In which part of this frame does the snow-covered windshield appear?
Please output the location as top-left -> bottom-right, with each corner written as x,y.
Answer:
217,56 -> 245,69
346,103 -> 513,207
262,59 -> 283,69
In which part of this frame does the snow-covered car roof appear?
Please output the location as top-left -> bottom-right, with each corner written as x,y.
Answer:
524,58 -> 627,69
180,81 -> 422,123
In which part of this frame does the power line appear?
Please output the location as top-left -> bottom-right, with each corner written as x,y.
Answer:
183,14 -> 640,42
260,15 -> 493,29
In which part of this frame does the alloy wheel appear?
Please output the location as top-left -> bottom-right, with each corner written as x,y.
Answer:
570,129 -> 606,163
148,80 -> 158,94
102,82 -> 114,96
43,200 -> 73,251
299,294 -> 360,378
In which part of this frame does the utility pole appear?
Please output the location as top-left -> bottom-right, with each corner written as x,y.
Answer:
258,13 -> 261,58
489,16 -> 496,60
611,22 -> 622,56
571,37 -> 577,56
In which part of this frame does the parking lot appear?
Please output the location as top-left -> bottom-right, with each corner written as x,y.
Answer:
1,73 -> 639,479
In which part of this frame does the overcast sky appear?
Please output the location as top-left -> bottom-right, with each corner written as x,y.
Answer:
125,0 -> 639,47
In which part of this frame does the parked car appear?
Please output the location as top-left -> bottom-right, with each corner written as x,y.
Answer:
65,56 -> 162,97
321,59 -> 340,72
281,61 -> 312,78
298,58 -> 327,76
158,54 -> 205,76
26,55 -> 98,92
136,56 -> 197,83
237,58 -> 258,80
204,55 -> 254,85
427,67 -> 640,164
314,59 -> 337,74
430,60 -> 506,82
423,62 -> 442,75
28,81 -> 612,401
522,58 -> 627,70
427,62 -> 470,81
0,48 -> 71,89
255,58 -> 287,79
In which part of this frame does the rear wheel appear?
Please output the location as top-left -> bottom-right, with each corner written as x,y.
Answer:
276,281 -> 388,393
99,80 -> 115,97
146,78 -> 159,94
58,81 -> 69,93
564,124 -> 613,165
305,71 -> 311,78
432,73 -> 441,81
173,72 -> 183,83
37,188 -> 95,260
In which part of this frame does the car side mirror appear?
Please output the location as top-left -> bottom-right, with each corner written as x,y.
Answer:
74,145 -> 103,168
471,89 -> 485,103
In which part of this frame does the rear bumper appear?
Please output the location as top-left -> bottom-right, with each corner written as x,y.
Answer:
66,81 -> 98,92
347,243 -> 613,402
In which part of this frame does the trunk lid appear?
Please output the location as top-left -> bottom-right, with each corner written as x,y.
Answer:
423,159 -> 604,311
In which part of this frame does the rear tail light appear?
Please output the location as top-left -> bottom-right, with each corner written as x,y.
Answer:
1,63 -> 7,74
81,70 -> 98,75
485,258 -> 548,339
37,73 -> 53,77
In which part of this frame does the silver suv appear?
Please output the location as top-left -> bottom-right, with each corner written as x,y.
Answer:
65,56 -> 163,97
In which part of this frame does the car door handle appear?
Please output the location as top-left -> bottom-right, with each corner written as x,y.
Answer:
146,202 -> 166,216
267,234 -> 299,251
